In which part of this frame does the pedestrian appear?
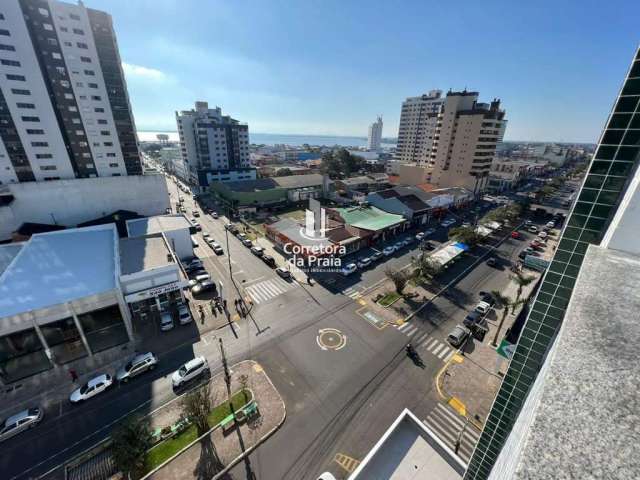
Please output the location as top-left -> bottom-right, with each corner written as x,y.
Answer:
69,368 -> 78,383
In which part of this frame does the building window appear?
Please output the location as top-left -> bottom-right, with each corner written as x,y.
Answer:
36,153 -> 52,159
0,29 -> 10,37
84,69 -> 94,76
16,102 -> 35,109
43,23 -> 53,31
0,44 -> 15,51
69,13 -> 81,21
92,95 -> 102,101
59,26 -> 68,32
103,141 -> 113,146
0,329 -> 51,383
72,28 -> 84,35
26,129 -> 44,134
39,164 -> 56,169
0,59 -> 20,66
76,42 -> 88,49
40,318 -> 87,363
100,130 -> 110,135
80,56 -> 91,63
94,107 -> 104,113
109,162 -> 119,167
31,141 -> 48,147
106,152 -> 116,157
52,52 -> 62,59
97,119 -> 107,124
88,83 -> 98,89
21,116 -> 40,122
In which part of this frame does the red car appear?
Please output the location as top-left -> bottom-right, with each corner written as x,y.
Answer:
511,231 -> 521,239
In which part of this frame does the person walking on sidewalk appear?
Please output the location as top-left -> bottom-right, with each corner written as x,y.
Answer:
69,368 -> 78,383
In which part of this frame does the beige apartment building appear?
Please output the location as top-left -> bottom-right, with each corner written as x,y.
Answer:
395,90 -> 507,194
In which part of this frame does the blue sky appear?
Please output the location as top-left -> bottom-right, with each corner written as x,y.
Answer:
84,0 -> 639,142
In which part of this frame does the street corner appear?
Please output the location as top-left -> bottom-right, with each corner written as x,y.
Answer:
316,328 -> 347,351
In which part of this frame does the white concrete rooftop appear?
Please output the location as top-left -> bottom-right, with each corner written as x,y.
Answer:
349,408 -> 465,480
126,214 -> 192,238
0,225 -> 117,319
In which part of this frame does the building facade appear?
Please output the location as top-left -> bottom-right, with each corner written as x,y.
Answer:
0,0 -> 142,184
395,89 -> 445,164
176,101 -> 252,190
367,115 -> 383,151
465,47 -> 640,480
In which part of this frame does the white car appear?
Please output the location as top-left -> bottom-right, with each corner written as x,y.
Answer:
529,225 -> 538,233
0,407 -> 43,443
178,304 -> 192,325
546,221 -> 555,228
415,232 -> 426,241
276,267 -> 291,279
538,231 -> 548,239
116,352 -> 158,383
357,257 -> 372,268
251,246 -> 265,256
70,374 -> 113,403
172,357 -> 209,388
340,263 -> 358,276
211,242 -> 224,255
383,246 -> 395,256
475,301 -> 492,315
160,311 -> 174,331
202,233 -> 211,241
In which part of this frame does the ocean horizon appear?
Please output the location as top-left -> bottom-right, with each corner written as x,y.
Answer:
138,130 -> 396,148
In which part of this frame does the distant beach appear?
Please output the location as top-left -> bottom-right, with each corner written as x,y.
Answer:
138,131 -> 396,148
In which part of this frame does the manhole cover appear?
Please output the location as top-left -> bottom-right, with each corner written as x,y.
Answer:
316,328 -> 347,351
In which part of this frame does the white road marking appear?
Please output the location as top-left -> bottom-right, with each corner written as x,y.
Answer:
432,344 -> 444,356
427,339 -> 439,350
437,346 -> 451,359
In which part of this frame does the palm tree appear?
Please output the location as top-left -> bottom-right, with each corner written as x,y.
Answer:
490,290 -> 513,347
511,272 -> 535,314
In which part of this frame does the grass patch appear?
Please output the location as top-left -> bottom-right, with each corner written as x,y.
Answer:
144,389 -> 252,473
378,291 -> 401,307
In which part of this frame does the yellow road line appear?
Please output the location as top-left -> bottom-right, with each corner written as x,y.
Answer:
334,453 -> 361,473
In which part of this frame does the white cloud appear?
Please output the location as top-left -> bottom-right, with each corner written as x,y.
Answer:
122,62 -> 166,81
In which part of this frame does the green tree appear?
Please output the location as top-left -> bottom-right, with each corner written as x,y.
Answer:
511,271 -> 535,314
320,151 -> 342,178
385,267 -> 411,295
275,167 -> 292,177
449,226 -> 482,247
412,254 -> 442,281
111,415 -> 152,480
490,291 -> 515,347
181,382 -> 215,436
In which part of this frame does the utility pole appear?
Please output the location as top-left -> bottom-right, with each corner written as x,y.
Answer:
455,417 -> 470,455
225,227 -> 232,276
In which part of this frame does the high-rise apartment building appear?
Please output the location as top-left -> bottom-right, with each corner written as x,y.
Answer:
465,47 -> 640,480
176,101 -> 253,189
367,115 -> 383,151
395,89 -> 445,164
0,0 -> 141,184
395,89 -> 507,193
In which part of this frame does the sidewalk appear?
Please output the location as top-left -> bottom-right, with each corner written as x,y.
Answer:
145,361 -> 285,480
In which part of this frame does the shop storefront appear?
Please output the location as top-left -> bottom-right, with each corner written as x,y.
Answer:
124,280 -> 187,320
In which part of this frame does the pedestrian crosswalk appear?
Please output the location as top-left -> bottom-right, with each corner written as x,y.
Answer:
245,278 -> 293,304
422,403 -> 481,463
395,322 -> 456,362
342,286 -> 363,300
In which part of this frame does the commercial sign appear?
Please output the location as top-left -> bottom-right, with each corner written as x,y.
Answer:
124,280 -> 188,303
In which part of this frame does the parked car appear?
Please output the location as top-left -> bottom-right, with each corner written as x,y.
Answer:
475,301 -> 492,315
546,221 -> 555,229
160,311 -> 174,331
357,257 -> 372,268
193,223 -> 202,231
202,233 -> 211,241
340,263 -> 358,276
479,291 -> 495,306
511,231 -> 521,239
191,280 -> 216,296
188,268 -> 207,279
237,233 -> 247,241
415,232 -> 426,241
393,241 -> 404,250
383,246 -> 396,256
188,258 -> 203,269
538,231 -> 548,239
193,211 -> 200,217
524,247 -> 535,255
525,220 -> 533,226
251,246 -> 265,257
447,325 -> 471,348
0,407 -> 43,443
116,352 -> 158,383
171,357 -> 209,388
211,242 -> 224,255
424,228 -> 436,236
402,237 -> 414,246
262,255 -> 277,267
463,311 -> 481,328
191,236 -> 199,248
528,225 -> 538,233
178,304 -> 192,325
421,241 -> 435,251
518,250 -> 528,259
70,374 -> 113,403
242,238 -> 253,248
225,223 -> 239,233
371,251 -> 383,262
275,267 -> 291,279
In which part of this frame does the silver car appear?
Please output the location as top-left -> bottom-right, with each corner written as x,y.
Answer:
0,407 -> 43,443
116,352 -> 158,383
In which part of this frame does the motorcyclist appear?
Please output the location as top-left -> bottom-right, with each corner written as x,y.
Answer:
405,343 -> 416,356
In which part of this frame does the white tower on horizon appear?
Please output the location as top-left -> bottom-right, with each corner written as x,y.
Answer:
367,116 -> 383,151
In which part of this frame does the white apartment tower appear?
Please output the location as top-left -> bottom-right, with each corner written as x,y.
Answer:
395,89 -> 507,193
395,89 -> 445,164
0,0 -> 141,184
176,101 -> 252,188
367,115 -> 383,151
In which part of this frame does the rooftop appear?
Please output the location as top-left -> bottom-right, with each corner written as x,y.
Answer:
266,217 -> 333,249
272,173 -> 325,189
332,205 -> 405,231
349,408 -> 465,479
126,215 -> 192,238
119,236 -> 173,275
0,243 -> 23,276
506,245 -> 640,478
0,225 -> 117,319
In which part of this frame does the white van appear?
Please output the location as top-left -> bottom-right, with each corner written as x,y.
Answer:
191,235 -> 199,247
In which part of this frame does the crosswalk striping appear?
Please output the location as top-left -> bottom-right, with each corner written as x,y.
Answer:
245,278 -> 293,304
422,403 -> 481,463
393,322 -> 457,363
342,287 -> 363,300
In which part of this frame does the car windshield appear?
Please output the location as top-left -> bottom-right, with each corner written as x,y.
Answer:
125,362 -> 133,371
28,408 -> 39,416
178,366 -> 187,376
79,382 -> 90,394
